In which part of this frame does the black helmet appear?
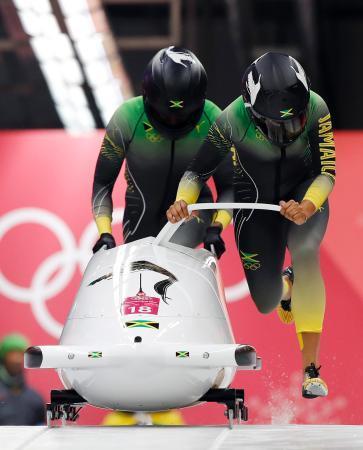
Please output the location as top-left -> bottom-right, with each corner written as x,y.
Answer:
142,46 -> 207,139
242,52 -> 310,146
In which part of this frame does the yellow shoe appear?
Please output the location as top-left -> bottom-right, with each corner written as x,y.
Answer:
302,363 -> 328,399
151,410 -> 184,425
101,411 -> 138,426
277,300 -> 294,324
277,266 -> 294,324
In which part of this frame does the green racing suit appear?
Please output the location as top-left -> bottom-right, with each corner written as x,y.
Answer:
176,90 -> 336,340
92,96 -> 233,246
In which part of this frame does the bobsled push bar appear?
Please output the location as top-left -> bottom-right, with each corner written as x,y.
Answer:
154,202 -> 281,246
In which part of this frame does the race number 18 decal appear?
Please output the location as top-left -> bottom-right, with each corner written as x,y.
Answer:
122,297 -> 160,315
122,274 -> 160,315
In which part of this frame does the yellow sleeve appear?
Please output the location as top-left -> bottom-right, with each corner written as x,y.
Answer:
95,216 -> 112,235
175,171 -> 203,204
213,210 -> 232,229
303,174 -> 335,209
176,172 -> 232,229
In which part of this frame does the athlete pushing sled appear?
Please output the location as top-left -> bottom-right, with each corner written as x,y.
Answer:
91,46 -> 233,425
168,52 -> 336,399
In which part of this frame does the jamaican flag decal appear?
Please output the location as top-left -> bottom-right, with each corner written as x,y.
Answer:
88,351 -> 102,358
125,320 -> 159,330
176,351 -> 190,358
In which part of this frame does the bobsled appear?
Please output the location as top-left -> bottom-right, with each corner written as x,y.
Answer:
25,202 -> 280,427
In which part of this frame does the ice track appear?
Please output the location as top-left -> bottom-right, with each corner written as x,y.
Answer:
2,425 -> 363,450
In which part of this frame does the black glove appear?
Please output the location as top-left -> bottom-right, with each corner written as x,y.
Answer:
203,225 -> 226,259
92,233 -> 116,253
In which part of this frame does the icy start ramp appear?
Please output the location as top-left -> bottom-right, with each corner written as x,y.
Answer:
2,425 -> 363,450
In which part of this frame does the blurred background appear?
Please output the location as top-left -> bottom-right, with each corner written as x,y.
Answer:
1,0 -> 363,130
0,0 -> 362,427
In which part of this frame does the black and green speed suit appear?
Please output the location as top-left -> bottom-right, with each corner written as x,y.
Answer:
92,96 -> 233,246
176,91 -> 336,341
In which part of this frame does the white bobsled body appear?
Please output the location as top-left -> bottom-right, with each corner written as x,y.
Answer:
60,238 -> 238,410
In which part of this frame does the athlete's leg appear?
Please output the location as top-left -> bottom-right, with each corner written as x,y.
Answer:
234,209 -> 288,313
287,202 -> 328,351
288,203 -> 328,354
287,182 -> 329,397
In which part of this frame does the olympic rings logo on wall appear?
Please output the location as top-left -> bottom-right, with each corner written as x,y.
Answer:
0,208 -> 249,339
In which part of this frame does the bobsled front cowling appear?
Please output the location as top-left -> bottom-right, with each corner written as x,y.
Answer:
61,238 -> 234,346
58,238 -> 236,411
25,203 -> 268,421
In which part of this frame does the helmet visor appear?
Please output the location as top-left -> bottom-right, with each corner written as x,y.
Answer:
251,108 -> 308,145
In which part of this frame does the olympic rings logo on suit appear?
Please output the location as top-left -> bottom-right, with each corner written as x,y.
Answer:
243,262 -> 261,271
0,208 -> 249,339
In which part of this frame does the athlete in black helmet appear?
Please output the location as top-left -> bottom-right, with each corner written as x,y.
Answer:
143,46 -> 207,139
242,52 -> 310,146
92,47 -> 233,260
168,52 -> 336,399
92,47 -> 233,425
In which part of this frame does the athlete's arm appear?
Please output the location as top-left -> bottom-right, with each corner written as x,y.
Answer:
303,111 -> 336,210
92,109 -> 129,236
167,119 -> 233,223
202,102 -> 233,229
211,152 -> 234,229
280,93 -> 336,225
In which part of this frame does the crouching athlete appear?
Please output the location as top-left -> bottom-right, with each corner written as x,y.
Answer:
167,52 -> 336,399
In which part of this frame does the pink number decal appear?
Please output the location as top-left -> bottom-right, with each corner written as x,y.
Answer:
123,293 -> 160,315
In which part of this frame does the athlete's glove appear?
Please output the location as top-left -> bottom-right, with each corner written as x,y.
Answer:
92,233 -> 116,253
203,225 -> 226,259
